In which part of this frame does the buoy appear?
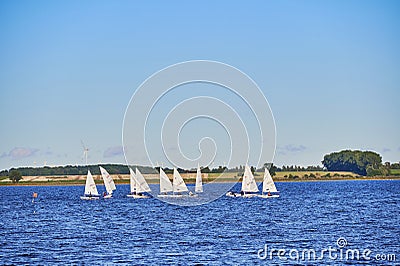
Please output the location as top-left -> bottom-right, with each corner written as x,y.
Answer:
32,192 -> 38,203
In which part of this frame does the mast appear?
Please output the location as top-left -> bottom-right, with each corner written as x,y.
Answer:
129,167 -> 137,194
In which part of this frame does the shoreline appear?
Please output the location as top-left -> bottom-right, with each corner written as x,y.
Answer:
1,176 -> 399,187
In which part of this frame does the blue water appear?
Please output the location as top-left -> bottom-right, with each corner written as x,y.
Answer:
0,180 -> 399,265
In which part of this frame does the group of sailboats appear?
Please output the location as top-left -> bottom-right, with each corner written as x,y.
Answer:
127,167 -> 151,198
81,165 -> 203,200
81,163 -> 278,200
158,166 -> 201,197
226,165 -> 279,198
80,166 -> 116,200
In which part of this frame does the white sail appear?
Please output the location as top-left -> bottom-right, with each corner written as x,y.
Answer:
195,164 -> 203,193
100,166 -> 116,195
241,165 -> 259,193
159,168 -> 173,193
84,170 -> 99,196
262,168 -> 278,193
135,168 -> 151,193
173,168 -> 189,193
129,167 -> 137,194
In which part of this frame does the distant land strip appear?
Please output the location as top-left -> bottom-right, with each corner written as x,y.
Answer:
1,171 -> 399,186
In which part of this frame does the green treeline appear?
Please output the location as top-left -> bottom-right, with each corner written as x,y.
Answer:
322,150 -> 395,176
0,164 -> 236,177
0,164 -> 148,177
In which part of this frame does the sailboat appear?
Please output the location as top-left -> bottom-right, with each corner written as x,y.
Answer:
158,168 -> 196,197
80,170 -> 100,200
99,166 -> 116,199
226,164 -> 259,198
158,167 -> 173,197
173,167 -> 189,195
195,164 -> 203,193
258,168 -> 280,198
127,167 -> 151,198
128,167 -> 137,196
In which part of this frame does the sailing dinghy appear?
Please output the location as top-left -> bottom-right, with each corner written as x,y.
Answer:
157,167 -> 173,197
127,167 -> 137,196
80,170 -> 100,200
258,168 -> 279,198
226,164 -> 259,198
100,166 -> 116,199
127,167 -> 151,198
158,168 -> 196,198
195,164 -> 203,193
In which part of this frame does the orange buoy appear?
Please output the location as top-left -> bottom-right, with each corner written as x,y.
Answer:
33,192 -> 38,198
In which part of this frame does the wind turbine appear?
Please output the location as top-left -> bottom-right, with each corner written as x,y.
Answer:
81,140 -> 89,165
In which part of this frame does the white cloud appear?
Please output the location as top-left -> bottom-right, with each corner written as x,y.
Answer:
277,144 -> 307,155
103,146 -> 124,158
3,147 -> 39,160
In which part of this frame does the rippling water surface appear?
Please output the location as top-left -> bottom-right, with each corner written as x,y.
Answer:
0,180 -> 399,265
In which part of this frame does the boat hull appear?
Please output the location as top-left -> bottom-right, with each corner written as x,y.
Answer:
158,194 -> 198,198
80,196 -> 100,200
103,194 -> 113,199
225,192 -> 259,198
258,194 -> 280,198
127,194 -> 150,199
158,194 -> 186,198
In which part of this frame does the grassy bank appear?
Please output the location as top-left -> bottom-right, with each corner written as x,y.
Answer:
390,169 -> 400,175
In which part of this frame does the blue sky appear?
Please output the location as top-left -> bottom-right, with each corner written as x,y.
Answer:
1,0 -> 399,170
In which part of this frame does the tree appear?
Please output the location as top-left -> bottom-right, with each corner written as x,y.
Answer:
201,166 -> 210,173
0,169 -> 9,177
263,162 -> 277,176
211,166 -> 227,173
390,162 -> 400,169
322,150 -> 382,176
9,170 -> 22,183
366,165 -> 390,177
250,166 -> 255,174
